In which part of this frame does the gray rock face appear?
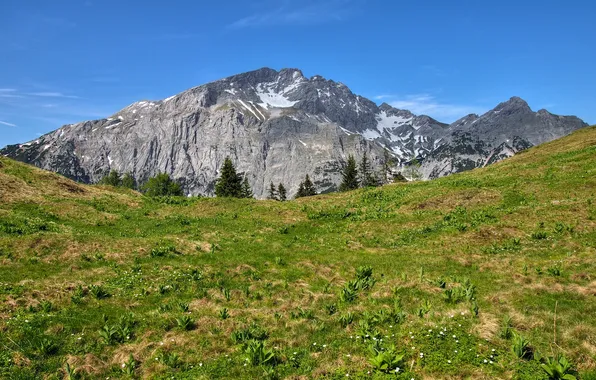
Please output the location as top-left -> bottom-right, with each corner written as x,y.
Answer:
1,68 -> 588,197
418,97 -> 588,178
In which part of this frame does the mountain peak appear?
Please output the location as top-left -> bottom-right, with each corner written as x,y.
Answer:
494,96 -> 531,112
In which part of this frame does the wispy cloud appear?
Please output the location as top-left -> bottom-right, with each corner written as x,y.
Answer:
0,89 -> 17,92
228,0 -> 354,29
0,120 -> 17,127
27,92 -> 80,99
373,94 -> 394,100
382,94 -> 486,122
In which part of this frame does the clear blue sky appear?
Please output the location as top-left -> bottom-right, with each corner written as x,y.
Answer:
1,0 -> 595,147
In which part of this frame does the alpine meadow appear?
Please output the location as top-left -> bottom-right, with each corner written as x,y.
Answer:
1,124 -> 595,379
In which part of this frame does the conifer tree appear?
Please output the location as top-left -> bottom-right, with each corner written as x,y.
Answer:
241,177 -> 253,198
359,152 -> 378,187
100,170 -> 121,187
277,183 -> 287,201
121,172 -> 136,189
339,155 -> 359,191
303,174 -> 316,196
268,182 -> 278,200
215,157 -> 242,197
295,182 -> 306,199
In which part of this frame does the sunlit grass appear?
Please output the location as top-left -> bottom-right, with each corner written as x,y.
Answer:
0,126 -> 595,378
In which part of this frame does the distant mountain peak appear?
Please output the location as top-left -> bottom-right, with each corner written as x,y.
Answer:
494,96 -> 531,113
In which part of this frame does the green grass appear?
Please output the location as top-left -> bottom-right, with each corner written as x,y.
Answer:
1,126 -> 596,379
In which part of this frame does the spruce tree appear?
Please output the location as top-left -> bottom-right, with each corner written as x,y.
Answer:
215,157 -> 242,197
393,172 -> 407,182
295,182 -> 305,198
100,170 -> 121,187
241,177 -> 253,199
339,155 -> 359,191
359,152 -> 378,187
277,183 -> 287,201
121,172 -> 136,189
303,174 -> 316,196
268,182 -> 278,200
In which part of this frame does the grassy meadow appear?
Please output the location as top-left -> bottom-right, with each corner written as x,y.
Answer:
1,126 -> 596,379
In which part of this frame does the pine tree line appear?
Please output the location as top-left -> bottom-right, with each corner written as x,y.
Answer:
339,150 -> 408,192
98,152 -> 405,199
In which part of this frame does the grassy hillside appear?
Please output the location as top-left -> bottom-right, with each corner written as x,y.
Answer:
1,126 -> 595,379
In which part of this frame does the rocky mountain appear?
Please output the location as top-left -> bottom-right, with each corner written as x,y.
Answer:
418,97 -> 588,178
0,68 -> 588,197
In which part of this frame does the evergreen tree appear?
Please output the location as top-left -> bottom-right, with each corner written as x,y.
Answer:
240,177 -> 253,198
121,172 -> 136,189
359,152 -> 378,187
339,155 -> 359,191
268,181 -> 278,200
393,172 -> 407,182
142,173 -> 183,196
215,157 -> 242,197
302,174 -> 317,196
277,183 -> 287,201
100,170 -> 121,187
295,182 -> 306,199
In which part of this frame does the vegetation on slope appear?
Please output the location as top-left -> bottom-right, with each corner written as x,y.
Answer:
1,126 -> 595,379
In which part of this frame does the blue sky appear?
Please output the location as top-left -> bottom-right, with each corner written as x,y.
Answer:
1,0 -> 595,147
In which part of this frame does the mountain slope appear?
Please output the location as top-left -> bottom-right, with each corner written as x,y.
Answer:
0,68 -> 588,197
1,126 -> 595,379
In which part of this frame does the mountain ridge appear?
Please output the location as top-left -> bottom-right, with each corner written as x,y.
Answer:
0,67 -> 588,197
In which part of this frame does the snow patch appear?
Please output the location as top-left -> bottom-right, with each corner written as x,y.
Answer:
164,95 -> 176,102
255,78 -> 302,109
105,122 -> 122,129
225,89 -> 237,95
107,155 -> 113,165
249,101 -> 266,120
298,139 -> 307,147
339,126 -> 354,135
391,145 -> 405,156
118,115 -> 123,120
237,99 -> 260,120
361,128 -> 381,140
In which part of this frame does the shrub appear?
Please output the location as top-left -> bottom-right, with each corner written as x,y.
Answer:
541,354 -> 577,380
231,324 -> 269,344
219,308 -> 230,320
245,340 -> 276,366
368,344 -> 404,373
89,285 -> 110,299
338,312 -> 354,328
150,245 -> 179,257
512,332 -> 531,359
175,315 -> 195,331
531,231 -> 548,240
142,173 -> 183,197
